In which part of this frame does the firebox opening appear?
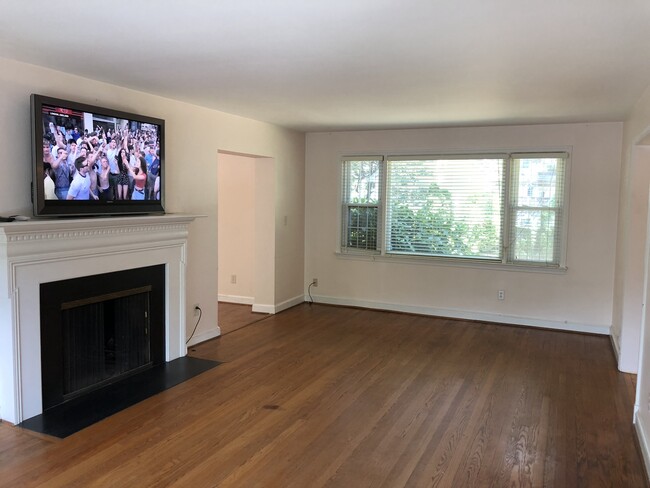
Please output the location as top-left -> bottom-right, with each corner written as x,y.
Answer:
61,287 -> 152,401
40,265 -> 165,412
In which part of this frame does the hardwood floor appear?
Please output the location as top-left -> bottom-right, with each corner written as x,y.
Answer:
217,301 -> 269,335
0,304 -> 647,487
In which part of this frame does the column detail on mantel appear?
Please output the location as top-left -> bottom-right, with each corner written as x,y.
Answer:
0,214 -> 197,424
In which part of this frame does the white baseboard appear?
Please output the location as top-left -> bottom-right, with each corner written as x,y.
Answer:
186,326 -> 221,347
275,295 -> 305,313
610,332 -> 621,363
308,293 -> 611,335
252,303 -> 275,314
252,295 -> 305,314
635,412 -> 650,482
218,294 -> 254,305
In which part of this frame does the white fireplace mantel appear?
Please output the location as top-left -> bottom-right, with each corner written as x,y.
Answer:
0,214 -> 197,424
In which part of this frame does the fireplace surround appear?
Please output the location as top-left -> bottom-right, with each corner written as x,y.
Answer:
0,214 -> 196,424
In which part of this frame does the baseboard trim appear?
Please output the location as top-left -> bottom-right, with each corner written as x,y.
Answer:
252,303 -> 275,314
308,294 -> 610,335
275,295 -> 305,313
635,413 -> 650,483
186,326 -> 221,347
252,295 -> 305,315
611,332 -> 621,363
218,294 -> 254,305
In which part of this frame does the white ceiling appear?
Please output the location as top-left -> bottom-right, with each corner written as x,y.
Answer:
2,1 -> 650,132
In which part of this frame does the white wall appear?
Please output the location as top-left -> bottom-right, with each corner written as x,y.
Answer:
614,145 -> 650,373
255,158 -> 277,312
619,83 -> 650,477
0,57 -> 305,346
614,84 -> 650,374
305,123 -> 622,333
217,153 -> 256,303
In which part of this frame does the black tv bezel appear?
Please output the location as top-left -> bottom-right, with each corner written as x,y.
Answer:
31,94 -> 165,217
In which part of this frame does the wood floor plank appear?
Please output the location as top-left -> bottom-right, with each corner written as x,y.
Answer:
217,302 -> 269,335
0,304 -> 647,487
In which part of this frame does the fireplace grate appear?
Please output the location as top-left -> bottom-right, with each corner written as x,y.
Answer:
40,265 -> 165,412
62,290 -> 151,399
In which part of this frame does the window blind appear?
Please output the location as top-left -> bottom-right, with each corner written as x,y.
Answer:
385,155 -> 506,260
507,153 -> 567,266
341,157 -> 383,252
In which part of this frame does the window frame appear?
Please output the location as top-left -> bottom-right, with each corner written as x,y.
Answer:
505,152 -> 568,268
340,156 -> 383,254
339,151 -> 570,271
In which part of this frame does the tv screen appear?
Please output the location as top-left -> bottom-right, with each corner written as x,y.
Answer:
31,94 -> 165,217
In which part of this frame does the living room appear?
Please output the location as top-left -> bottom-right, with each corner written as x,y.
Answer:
2,1 -> 650,486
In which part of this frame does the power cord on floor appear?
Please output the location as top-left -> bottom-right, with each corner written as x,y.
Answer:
186,305 -> 202,344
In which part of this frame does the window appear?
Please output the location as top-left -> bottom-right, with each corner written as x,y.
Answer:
508,154 -> 566,265
386,155 -> 505,260
341,157 -> 382,252
341,152 -> 568,268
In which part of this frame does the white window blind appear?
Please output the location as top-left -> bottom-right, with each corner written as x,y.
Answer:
341,157 -> 383,252
386,155 -> 506,260
507,153 -> 567,266
339,151 -> 569,269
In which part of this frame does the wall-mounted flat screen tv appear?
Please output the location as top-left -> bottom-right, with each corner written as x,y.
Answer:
31,94 -> 165,217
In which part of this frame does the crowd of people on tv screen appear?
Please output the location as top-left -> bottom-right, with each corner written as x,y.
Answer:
42,122 -> 161,201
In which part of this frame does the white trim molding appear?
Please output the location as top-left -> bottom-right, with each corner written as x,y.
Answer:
251,295 -> 305,314
610,332 -> 622,364
308,293 -> 610,335
186,326 -> 221,347
218,294 -> 254,305
0,214 -> 198,424
635,413 -> 650,482
275,295 -> 305,313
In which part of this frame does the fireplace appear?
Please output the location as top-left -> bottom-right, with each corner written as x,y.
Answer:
40,265 -> 166,411
0,215 -> 197,424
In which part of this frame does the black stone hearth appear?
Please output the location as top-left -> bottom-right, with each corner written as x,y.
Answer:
25,264 -> 219,438
19,356 -> 219,438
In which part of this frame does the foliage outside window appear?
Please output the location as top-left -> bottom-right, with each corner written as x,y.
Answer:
341,152 -> 568,268
341,158 -> 382,252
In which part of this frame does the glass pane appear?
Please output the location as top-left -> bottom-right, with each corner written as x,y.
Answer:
62,292 -> 151,397
387,159 -> 504,259
346,206 -> 378,250
514,158 -> 561,208
511,209 -> 557,263
345,160 -> 380,204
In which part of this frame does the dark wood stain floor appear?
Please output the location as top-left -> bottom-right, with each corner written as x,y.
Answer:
217,301 -> 269,335
0,303 -> 647,487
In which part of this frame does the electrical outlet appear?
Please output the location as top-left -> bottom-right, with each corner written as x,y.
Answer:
193,303 -> 200,316
312,278 -> 318,287
497,290 -> 505,300
230,274 -> 237,284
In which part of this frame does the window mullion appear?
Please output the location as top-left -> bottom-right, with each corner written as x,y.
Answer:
501,155 -> 512,264
379,160 -> 387,255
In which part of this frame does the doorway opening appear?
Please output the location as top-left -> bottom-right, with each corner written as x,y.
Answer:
217,151 -> 275,326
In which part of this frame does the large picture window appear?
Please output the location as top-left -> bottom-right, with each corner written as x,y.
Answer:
341,152 -> 568,268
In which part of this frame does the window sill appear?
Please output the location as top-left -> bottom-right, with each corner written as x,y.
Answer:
334,251 -> 567,274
